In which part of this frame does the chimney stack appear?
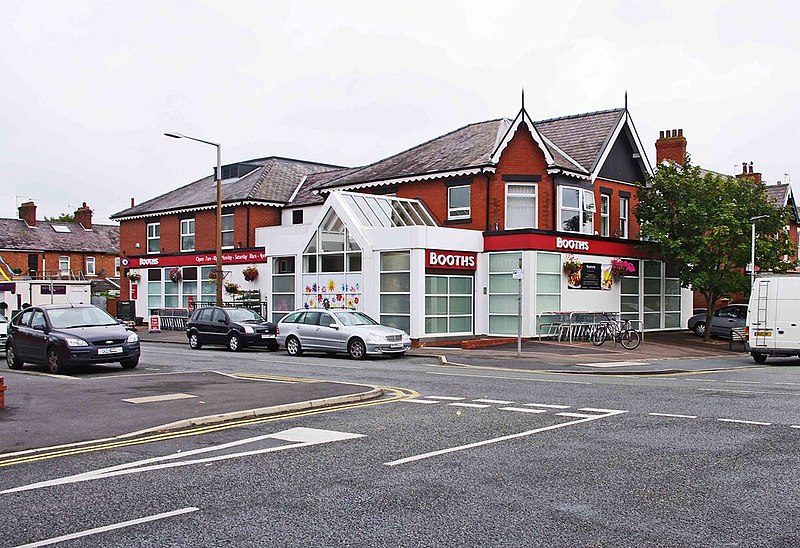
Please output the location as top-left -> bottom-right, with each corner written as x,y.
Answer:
735,161 -> 762,184
18,201 -> 36,227
655,128 -> 687,166
75,202 -> 93,229
131,197 -> 135,208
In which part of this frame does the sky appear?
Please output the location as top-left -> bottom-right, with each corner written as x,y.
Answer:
2,0 -> 798,224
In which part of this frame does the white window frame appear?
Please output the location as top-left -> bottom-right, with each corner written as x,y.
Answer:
146,222 -> 160,254
558,187 -> 596,234
86,256 -> 96,276
505,183 -> 538,230
600,194 -> 610,237
620,197 -> 630,239
221,213 -> 234,249
59,256 -> 70,274
447,185 -> 471,220
180,218 -> 195,252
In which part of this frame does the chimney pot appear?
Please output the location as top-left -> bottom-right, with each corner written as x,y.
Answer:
655,127 -> 687,166
131,197 -> 135,207
678,129 -> 683,136
659,130 -> 664,139
742,162 -> 747,174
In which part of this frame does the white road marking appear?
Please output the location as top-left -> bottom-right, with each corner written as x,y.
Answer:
1,428 -> 364,495
473,399 -> 515,404
556,412 -> 597,418
426,396 -> 465,401
686,379 -> 718,382
791,425 -> 800,429
580,407 -> 626,414
499,407 -> 546,414
697,388 -> 783,395
775,382 -> 800,386
576,361 -> 650,368
384,410 -> 627,466
524,403 -> 570,409
717,418 -> 772,426
429,371 -> 592,385
448,402 -> 490,408
402,399 -> 440,404
12,507 -> 199,548
725,380 -> 762,385
649,413 -> 698,419
122,393 -> 198,404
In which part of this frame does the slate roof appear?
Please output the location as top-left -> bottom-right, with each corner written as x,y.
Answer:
111,157 -> 343,219
314,109 -> 626,192
0,219 -> 119,253
765,183 -> 790,208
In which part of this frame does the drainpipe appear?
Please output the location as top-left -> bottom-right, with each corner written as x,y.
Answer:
246,206 -> 250,248
484,170 -> 491,231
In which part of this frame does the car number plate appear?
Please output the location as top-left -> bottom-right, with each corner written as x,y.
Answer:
754,331 -> 772,337
261,334 -> 275,339
98,347 -> 123,355
390,343 -> 403,348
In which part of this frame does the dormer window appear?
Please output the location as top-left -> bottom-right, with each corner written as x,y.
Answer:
559,187 -> 595,234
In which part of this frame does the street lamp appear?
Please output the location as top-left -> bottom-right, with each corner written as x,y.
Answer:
750,214 -> 769,287
165,132 -> 223,306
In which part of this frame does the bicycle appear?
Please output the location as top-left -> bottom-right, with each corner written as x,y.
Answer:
591,317 -> 641,350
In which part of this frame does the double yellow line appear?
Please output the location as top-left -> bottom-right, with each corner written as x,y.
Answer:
0,381 -> 417,469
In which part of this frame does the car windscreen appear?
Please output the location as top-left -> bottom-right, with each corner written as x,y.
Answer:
48,307 -> 118,329
225,308 -> 264,323
333,311 -> 379,326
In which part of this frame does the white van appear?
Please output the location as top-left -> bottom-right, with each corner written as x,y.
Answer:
746,274 -> 800,364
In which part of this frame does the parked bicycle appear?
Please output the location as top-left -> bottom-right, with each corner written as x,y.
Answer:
591,317 -> 641,349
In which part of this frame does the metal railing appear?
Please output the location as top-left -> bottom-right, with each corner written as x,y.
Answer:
537,311 -> 643,343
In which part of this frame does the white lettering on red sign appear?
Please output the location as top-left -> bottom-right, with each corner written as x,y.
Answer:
140,258 -> 160,266
427,251 -> 476,269
555,237 -> 590,251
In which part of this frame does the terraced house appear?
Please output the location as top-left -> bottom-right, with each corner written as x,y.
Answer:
114,104 -> 694,341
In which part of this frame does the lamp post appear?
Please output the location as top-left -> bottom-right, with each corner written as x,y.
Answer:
750,214 -> 769,287
165,132 -> 223,306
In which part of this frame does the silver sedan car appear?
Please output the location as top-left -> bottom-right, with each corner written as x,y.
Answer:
276,309 -> 411,359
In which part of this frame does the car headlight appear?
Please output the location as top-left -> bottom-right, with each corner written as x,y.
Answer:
366,332 -> 385,343
65,338 -> 88,347
127,332 -> 139,343
242,325 -> 255,333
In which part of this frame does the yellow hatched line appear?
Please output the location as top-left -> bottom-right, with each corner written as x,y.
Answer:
0,385 -> 417,468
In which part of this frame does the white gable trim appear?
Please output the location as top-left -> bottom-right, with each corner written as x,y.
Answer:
288,175 -> 308,203
314,167 -> 495,195
591,112 -> 654,181
490,110 -> 554,165
113,200 -> 284,221
539,133 -> 586,172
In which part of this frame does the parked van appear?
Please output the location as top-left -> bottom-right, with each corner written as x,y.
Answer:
746,274 -> 800,364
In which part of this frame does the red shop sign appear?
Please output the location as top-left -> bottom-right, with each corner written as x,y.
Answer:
426,250 -> 477,270
125,250 -> 268,269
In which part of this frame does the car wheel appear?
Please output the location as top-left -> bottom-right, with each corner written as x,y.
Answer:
47,346 -> 66,375
752,353 -> 767,364
348,338 -> 366,360
6,343 -> 23,370
120,357 -> 139,369
188,332 -> 203,350
227,334 -> 242,352
692,322 -> 706,337
285,336 -> 302,356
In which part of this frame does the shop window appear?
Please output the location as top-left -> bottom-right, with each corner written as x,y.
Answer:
380,251 -> 410,333
180,219 -> 195,252
221,213 -> 234,249
559,187 -> 595,234
200,266 -> 216,304
505,184 -> 537,229
147,268 -> 163,312
448,185 -> 471,220
620,197 -> 630,239
85,257 -> 96,276
535,252 -> 562,334
181,267 -> 198,309
600,195 -> 610,237
272,256 -> 296,322
164,267 -> 179,308
643,261 -> 662,330
425,275 -> 473,334
619,259 -> 640,329
488,252 -> 521,335
147,222 -> 160,254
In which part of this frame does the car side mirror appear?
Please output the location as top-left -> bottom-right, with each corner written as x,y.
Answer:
329,323 -> 339,330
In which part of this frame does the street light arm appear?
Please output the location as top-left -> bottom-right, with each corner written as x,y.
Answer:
163,132 -> 221,148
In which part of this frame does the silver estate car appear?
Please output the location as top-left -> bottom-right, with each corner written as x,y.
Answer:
276,309 -> 411,359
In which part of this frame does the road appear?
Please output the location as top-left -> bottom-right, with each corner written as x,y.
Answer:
2,342 -> 799,547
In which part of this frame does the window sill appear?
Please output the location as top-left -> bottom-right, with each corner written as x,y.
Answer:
444,217 -> 472,225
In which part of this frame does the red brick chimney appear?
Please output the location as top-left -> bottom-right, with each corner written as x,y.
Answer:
75,202 -> 93,229
735,161 -> 762,184
655,129 -> 687,166
18,201 -> 36,227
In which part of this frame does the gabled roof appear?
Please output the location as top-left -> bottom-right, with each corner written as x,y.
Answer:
765,182 -> 798,222
313,108 -> 629,192
111,157 -> 344,219
0,219 -> 119,254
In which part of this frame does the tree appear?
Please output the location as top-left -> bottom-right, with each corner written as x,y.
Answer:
44,213 -> 75,222
636,156 -> 796,341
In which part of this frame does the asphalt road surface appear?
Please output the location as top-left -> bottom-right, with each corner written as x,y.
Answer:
2,342 -> 799,547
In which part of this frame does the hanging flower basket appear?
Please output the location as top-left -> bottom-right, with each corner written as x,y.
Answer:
208,270 -> 218,280
169,267 -> 182,283
563,255 -> 582,275
224,282 -> 240,295
242,265 -> 259,282
610,259 -> 636,278
126,271 -> 141,283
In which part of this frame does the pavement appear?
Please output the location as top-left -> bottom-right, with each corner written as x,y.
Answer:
0,328 -> 756,456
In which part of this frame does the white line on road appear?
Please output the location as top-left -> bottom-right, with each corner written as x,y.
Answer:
122,393 -> 198,404
524,403 -> 571,409
499,407 -> 547,414
576,361 -> 650,368
775,382 -> 800,386
649,413 -> 698,419
402,399 -> 440,404
580,407 -> 626,414
473,399 -> 515,404
425,396 -> 466,401
556,412 -> 597,418
12,507 -> 199,548
428,372 -> 592,385
685,379 -> 718,382
725,381 -> 762,385
448,402 -> 490,408
717,418 -> 772,426
384,410 -> 627,466
790,425 -> 800,429
697,388 -> 787,395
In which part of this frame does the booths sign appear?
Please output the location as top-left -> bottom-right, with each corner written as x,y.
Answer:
426,250 -> 477,270
123,250 -> 268,269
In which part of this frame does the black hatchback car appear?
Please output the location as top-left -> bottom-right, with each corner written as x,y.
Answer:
6,304 -> 140,374
185,306 -> 278,352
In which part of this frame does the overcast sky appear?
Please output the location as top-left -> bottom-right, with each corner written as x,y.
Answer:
2,1 -> 798,224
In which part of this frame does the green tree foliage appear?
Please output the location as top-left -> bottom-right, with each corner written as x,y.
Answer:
636,156 -> 796,341
44,213 -> 75,222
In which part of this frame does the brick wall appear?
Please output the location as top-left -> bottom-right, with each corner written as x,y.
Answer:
0,250 -> 117,279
